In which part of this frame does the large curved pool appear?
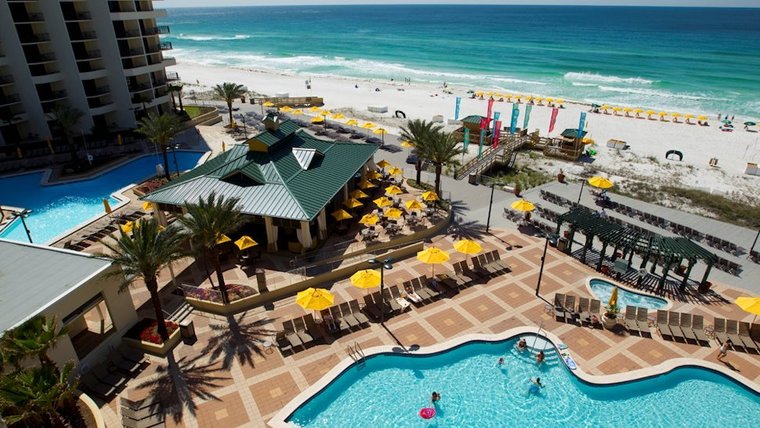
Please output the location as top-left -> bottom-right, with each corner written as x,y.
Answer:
0,152 -> 205,244
286,337 -> 759,427
589,278 -> 669,310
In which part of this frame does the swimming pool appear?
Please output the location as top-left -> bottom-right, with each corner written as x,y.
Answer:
285,336 -> 759,427
588,278 -> 669,310
0,152 -> 206,244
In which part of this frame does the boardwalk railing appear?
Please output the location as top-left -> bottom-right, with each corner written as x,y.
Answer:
454,134 -> 530,180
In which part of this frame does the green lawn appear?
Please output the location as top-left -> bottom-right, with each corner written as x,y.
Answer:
182,105 -> 213,119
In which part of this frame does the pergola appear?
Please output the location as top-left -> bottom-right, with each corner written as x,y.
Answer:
556,207 -> 718,291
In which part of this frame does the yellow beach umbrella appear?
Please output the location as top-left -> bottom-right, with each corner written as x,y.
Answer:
331,209 -> 353,221
555,99 -> 565,105
387,166 -> 402,176
405,200 -> 423,211
416,246 -> 450,277
103,198 -> 112,215
308,106 -> 321,112
421,191 -> 439,202
609,286 -> 619,309
216,233 -> 232,245
612,106 -> 623,112
311,115 -> 326,123
684,114 -> 695,119
581,137 -> 595,145
280,106 -> 293,113
645,110 -> 656,117
588,176 -> 614,189
141,201 -> 154,211
545,97 -> 554,103
697,115 -> 708,121
658,111 -> 668,117
475,91 -> 484,97
367,171 -> 383,180
735,296 -> 760,322
671,112 -> 682,117
350,189 -> 369,199
510,199 -> 536,212
320,109 -> 333,116
401,140 -> 414,148
623,107 -> 633,113
376,159 -> 392,169
454,239 -> 482,256
384,207 -> 403,219
633,108 -> 643,114
345,119 -> 359,126
262,101 -> 275,107
332,113 -> 346,120
361,122 -> 376,129
120,221 -> 135,234
234,235 -> 258,250
350,269 -> 381,289
343,198 -> 364,209
373,128 -> 387,135
291,109 -> 303,115
374,196 -> 393,208
358,179 -> 377,189
385,185 -> 403,196
359,213 -> 380,226
296,288 -> 334,311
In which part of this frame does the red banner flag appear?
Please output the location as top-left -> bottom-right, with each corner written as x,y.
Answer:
486,98 -> 494,123
492,120 -> 502,148
549,108 -> 559,133
480,118 -> 488,130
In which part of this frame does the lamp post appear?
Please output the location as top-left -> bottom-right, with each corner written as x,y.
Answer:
13,209 -> 33,243
368,257 -> 393,323
171,144 -> 180,178
535,235 -> 550,297
749,226 -> 760,259
577,179 -> 586,205
485,177 -> 496,233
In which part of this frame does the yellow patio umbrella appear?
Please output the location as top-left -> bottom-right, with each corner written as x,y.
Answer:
671,112 -> 682,118
343,198 -> 364,209
697,115 -> 708,121
645,110 -> 656,118
103,198 -> 112,215
384,207 -> 403,219
331,113 -> 346,120
216,233 -> 232,245
234,235 -> 258,251
401,140 -> 414,148
545,97 -> 554,103
262,101 -> 275,107
350,189 -> 369,199
454,239 -> 482,257
684,114 -> 695,119
296,288 -> 334,311
588,176 -> 614,189
405,200 -> 424,211
280,106 -> 293,113
358,179 -> 376,189
358,213 -> 380,226
291,109 -> 303,115
331,209 -> 353,221
361,122 -> 376,129
608,286 -> 619,309
345,119 -> 359,126
141,201 -> 154,211
373,196 -> 393,208
373,128 -> 387,135
308,106 -> 321,112
735,296 -> 760,322
376,159 -> 392,169
120,221 -> 135,234
612,106 -> 623,113
623,107 -> 633,112
387,166 -> 402,176
633,108 -> 643,115
416,246 -> 450,277
581,137 -> 595,145
320,109 -> 333,116
486,91 -> 493,96
475,91 -> 484,97
350,269 -> 381,289
385,185 -> 403,196
555,99 -> 565,105
525,96 -> 533,102
367,170 -> 383,180
311,115 -> 326,123
658,111 -> 668,117
534,96 -> 543,102
421,191 -> 439,202
510,199 -> 536,212
600,104 -> 610,111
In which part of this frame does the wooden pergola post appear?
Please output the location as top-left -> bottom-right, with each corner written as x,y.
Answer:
566,226 -> 576,255
597,240 -> 608,271
680,258 -> 696,291
627,246 -> 635,269
581,233 -> 593,263
659,255 -> 673,289
700,262 -> 713,286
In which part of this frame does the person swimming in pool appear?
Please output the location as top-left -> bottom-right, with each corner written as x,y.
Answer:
517,338 -> 528,353
431,392 -> 441,403
536,350 -> 545,365
528,377 -> 544,396
498,357 -> 504,366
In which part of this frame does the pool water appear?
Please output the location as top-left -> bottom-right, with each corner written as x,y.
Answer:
589,278 -> 668,310
287,337 -> 759,427
0,152 -> 205,244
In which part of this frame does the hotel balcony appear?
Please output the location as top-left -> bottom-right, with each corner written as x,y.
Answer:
25,52 -> 56,65
62,11 -> 92,22
119,47 -> 145,58
143,26 -> 170,36
0,75 -> 14,86
74,50 -> 101,61
114,28 -> 142,39
11,12 -> 45,24
68,30 -> 98,42
166,71 -> 179,81
160,41 -> 172,51
87,94 -> 113,109
128,82 -> 152,93
38,90 -> 67,104
0,94 -> 21,108
18,33 -> 51,45
85,86 -> 111,98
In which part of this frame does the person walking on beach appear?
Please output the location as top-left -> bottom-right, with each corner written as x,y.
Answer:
717,339 -> 731,361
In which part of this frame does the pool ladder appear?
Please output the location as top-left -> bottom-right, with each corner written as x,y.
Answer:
347,342 -> 366,365
531,320 -> 545,349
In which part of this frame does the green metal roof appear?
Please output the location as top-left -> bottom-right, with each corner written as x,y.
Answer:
561,128 -> 588,139
461,115 -> 486,125
143,121 -> 378,221
253,120 -> 300,148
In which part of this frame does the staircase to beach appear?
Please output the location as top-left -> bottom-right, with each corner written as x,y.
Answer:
454,134 -> 531,180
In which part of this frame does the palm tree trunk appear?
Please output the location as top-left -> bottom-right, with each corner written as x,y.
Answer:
415,159 -> 422,184
146,277 -> 170,342
211,250 -> 229,304
435,164 -> 443,196
227,100 -> 233,125
67,136 -> 79,163
169,91 -> 176,110
161,144 -> 172,181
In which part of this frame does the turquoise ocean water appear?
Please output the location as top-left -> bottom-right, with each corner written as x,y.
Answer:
163,5 -> 760,117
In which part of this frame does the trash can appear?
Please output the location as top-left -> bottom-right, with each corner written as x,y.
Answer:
256,268 -> 268,293
557,238 -> 568,252
179,319 -> 195,339
468,173 -> 478,185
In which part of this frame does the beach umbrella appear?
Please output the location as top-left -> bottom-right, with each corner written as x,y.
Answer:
744,121 -> 756,126
735,296 -> 760,322
525,96 -> 533,102
545,97 -> 554,103
401,140 -> 414,149
671,112 -> 682,117
555,99 -> 565,106
345,119 -> 359,126
588,176 -> 614,189
608,286 -> 619,310
350,269 -> 381,289
367,170 -> 383,180
384,207 -> 403,219
416,246 -> 450,277
374,196 -> 393,208
405,200 -> 424,211
510,199 -> 536,212
308,106 -> 321,112
350,189 -> 369,199
234,235 -> 258,250
684,114 -> 695,119
658,111 -> 668,117
387,166 -> 402,176
600,104 -> 610,112
311,115 -> 325,123
697,115 -> 708,121
358,179 -> 376,189
645,110 -> 656,119
581,137 -> 595,145
373,127 -> 387,143
280,106 -> 293,113
120,221 -> 135,234
721,118 -> 732,124
623,107 -> 633,113
320,109 -> 333,116
332,113 -> 346,120
359,213 -> 380,226
296,288 -> 334,311
376,159 -> 392,169
103,198 -> 112,215
612,107 -> 623,114
142,201 -> 154,211
633,108 -> 643,113
421,191 -> 439,202
361,122 -> 376,129
475,91 -> 484,97
385,185 -> 403,196
262,101 -> 275,107
454,239 -> 482,258
331,209 -> 353,221
291,109 -> 303,115
343,198 -> 364,209
215,233 -> 232,245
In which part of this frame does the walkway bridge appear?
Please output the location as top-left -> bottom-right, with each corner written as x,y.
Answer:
453,133 -> 532,180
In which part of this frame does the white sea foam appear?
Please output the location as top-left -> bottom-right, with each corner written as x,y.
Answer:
597,85 -> 726,102
175,33 -> 251,41
489,77 -> 547,86
564,72 -> 655,85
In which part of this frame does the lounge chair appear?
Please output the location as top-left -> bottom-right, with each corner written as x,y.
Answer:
474,254 -> 499,275
712,318 -> 730,346
108,350 -> 144,375
80,374 -> 117,400
725,320 -> 744,350
390,286 -> 412,312
668,312 -> 684,341
320,309 -> 340,333
339,302 -> 361,327
691,315 -> 710,346
587,299 -> 602,328
624,306 -> 639,335
415,277 -> 441,300
122,412 -> 165,428
362,295 -> 383,321
487,250 -> 510,272
467,258 -> 491,279
117,344 -> 147,364
435,273 -> 462,291
679,313 -> 697,343
371,291 -> 395,315
303,313 -> 324,340
349,300 -> 370,325
330,305 -> 354,330
657,310 -> 673,339
453,261 -> 478,283
738,322 -> 758,352
577,297 -> 590,325
554,293 -> 569,322
292,317 -> 314,344
282,320 -> 304,349
564,295 -> 578,324
382,288 -> 402,313
406,280 -> 431,301
275,331 -> 293,354
636,308 -> 651,337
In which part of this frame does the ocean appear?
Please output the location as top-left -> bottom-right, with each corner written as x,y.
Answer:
161,5 -> 760,117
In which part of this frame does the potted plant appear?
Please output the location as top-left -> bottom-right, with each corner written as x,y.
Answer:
603,303 -> 619,329
557,168 -> 566,183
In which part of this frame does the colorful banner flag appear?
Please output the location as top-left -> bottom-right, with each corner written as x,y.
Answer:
492,111 -> 501,133
454,96 -> 461,120
479,117 -> 488,130
463,127 -> 470,152
486,98 -> 494,124
523,104 -> 532,130
478,129 -> 485,157
510,103 -> 520,135
493,120 -> 502,149
549,108 -> 559,133
577,112 -> 587,140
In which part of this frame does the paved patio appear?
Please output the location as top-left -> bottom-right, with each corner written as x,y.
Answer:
95,227 -> 760,428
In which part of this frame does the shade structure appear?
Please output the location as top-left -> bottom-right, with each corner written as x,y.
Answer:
331,209 -> 353,221
350,269 -> 381,289
671,112 -> 682,118
405,200 -> 424,211
633,108 -> 643,113
216,233 -> 232,244
262,101 -> 275,107
612,106 -> 622,112
384,207 -> 403,219
555,99 -> 565,105
103,198 -> 112,215
588,176 -> 614,189
331,113 -> 346,120
608,286 -> 619,309
320,109 -> 333,116
376,159 -> 392,169
234,235 -> 258,250
350,189 -> 369,199
401,140 -> 414,148
454,239 -> 482,256
120,221 -> 135,234
421,191 -> 439,202
361,122 -> 376,129
387,166 -> 402,176
291,109 -> 303,115
658,111 -> 668,117
373,128 -> 387,135
296,288 -> 334,311
623,107 -> 633,112
735,296 -> 760,321
141,201 -> 154,211
645,110 -> 656,115
385,185 -> 403,196
311,116 -> 326,123
280,106 -> 293,113
510,199 -> 536,212
367,171 -> 383,180
684,114 -> 695,119
416,246 -> 450,277
697,115 -> 708,120
343,198 -> 364,209
345,119 -> 359,126
545,97 -> 554,103
358,213 -> 380,226
373,196 -> 393,208
744,121 -> 757,126
358,179 -> 377,189
308,106 -> 321,112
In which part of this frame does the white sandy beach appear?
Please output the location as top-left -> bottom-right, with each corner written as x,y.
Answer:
170,61 -> 760,200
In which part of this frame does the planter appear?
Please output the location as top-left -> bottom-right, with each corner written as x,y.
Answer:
602,314 -> 618,329
123,321 -> 182,356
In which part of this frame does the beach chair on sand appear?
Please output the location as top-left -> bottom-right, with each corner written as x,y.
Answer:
636,308 -> 651,337
725,320 -> 744,351
738,322 -> 758,352
679,313 -> 697,343
657,310 -> 673,339
624,306 -> 639,335
554,293 -> 568,322
691,315 -> 710,346
668,312 -> 684,341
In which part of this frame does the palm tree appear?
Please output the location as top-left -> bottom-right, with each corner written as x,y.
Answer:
419,130 -> 463,196
97,218 -> 186,342
49,104 -> 84,163
136,112 -> 181,181
213,82 -> 247,126
179,193 -> 243,305
0,316 -> 67,369
168,82 -> 185,112
399,119 -> 442,184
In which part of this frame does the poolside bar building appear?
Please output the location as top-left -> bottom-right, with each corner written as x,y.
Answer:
143,115 -> 379,253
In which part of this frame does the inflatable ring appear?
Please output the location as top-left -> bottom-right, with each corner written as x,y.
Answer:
419,407 -> 436,419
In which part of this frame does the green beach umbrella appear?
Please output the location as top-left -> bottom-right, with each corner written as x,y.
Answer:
743,121 -> 756,126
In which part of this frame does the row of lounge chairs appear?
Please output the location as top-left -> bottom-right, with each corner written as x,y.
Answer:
277,315 -> 319,354
553,293 -> 603,328
711,317 -> 759,353
621,306 -> 653,338
64,209 -> 146,250
656,310 -> 712,346
80,344 -> 149,400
